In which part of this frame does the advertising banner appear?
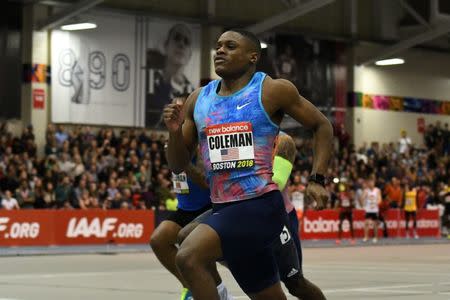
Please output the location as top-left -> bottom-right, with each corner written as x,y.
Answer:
0,210 -> 154,247
299,209 -> 440,240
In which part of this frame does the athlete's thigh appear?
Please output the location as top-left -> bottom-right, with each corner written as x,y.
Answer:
151,220 -> 182,244
178,223 -> 223,263
204,193 -> 286,294
177,209 -> 212,245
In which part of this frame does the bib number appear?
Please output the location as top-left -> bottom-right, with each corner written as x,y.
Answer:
172,172 -> 189,194
206,122 -> 255,171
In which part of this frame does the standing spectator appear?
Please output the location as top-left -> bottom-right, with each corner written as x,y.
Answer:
384,177 -> 403,208
336,123 -> 351,150
424,124 -> 435,150
378,196 -> 390,238
1,190 -> 20,210
402,183 -> 419,239
416,183 -> 429,210
335,183 -> 355,244
361,178 -> 381,243
398,130 -> 412,154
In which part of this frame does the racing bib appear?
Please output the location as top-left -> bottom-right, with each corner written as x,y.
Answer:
206,122 -> 255,171
341,197 -> 350,207
172,172 -> 189,194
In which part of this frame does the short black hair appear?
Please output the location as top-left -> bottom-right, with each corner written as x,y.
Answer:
227,28 -> 261,56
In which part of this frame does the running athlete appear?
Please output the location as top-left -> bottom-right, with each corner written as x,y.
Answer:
176,132 -> 327,300
361,178 -> 382,243
403,183 -> 419,239
164,29 -> 333,300
335,182 -> 355,244
150,99 -> 232,300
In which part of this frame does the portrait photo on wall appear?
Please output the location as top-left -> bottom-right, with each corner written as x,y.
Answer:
258,34 -> 343,112
145,21 -> 201,128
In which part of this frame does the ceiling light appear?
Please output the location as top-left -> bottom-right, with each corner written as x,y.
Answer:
260,42 -> 268,49
375,58 -> 405,66
61,23 -> 97,31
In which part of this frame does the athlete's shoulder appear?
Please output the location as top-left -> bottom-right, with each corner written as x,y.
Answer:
263,76 -> 299,101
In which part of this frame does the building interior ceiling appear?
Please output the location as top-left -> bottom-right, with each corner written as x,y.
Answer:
7,0 -> 450,57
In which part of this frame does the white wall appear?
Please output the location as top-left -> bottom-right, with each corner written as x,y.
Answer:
351,43 -> 450,147
352,108 -> 449,148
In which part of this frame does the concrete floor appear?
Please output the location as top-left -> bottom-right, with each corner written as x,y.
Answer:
0,244 -> 450,300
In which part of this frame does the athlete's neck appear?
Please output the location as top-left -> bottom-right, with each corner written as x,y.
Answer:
218,70 -> 255,96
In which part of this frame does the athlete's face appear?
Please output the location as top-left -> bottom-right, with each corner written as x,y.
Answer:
214,31 -> 258,78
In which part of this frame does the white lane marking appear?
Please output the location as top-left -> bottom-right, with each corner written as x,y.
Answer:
0,269 -> 167,280
233,282 -> 450,299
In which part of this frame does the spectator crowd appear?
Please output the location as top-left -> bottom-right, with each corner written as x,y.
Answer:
0,121 -> 449,234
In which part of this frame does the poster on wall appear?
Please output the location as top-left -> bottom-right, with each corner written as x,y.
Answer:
257,35 -> 346,125
144,21 -> 201,128
51,14 -> 141,126
51,14 -> 201,128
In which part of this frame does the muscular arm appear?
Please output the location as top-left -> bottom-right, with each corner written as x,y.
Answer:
166,89 -> 200,174
264,78 -> 333,175
272,134 -> 296,190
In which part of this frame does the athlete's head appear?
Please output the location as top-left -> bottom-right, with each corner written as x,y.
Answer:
214,29 -> 261,78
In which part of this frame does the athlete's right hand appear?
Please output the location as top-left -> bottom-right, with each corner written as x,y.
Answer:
163,99 -> 184,133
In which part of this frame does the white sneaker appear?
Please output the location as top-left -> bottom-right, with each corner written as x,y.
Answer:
372,238 -> 378,243
363,237 -> 368,242
414,233 -> 419,239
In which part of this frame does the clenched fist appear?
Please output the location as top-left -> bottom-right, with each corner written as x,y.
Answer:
163,98 -> 185,133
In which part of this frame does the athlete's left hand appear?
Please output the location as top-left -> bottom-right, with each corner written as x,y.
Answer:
305,182 -> 329,210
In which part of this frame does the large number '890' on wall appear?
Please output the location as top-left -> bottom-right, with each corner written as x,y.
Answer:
58,49 -> 130,92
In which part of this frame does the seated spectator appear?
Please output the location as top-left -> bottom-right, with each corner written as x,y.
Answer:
55,175 -> 74,208
1,190 -> 20,210
43,181 -> 56,209
15,180 -> 34,209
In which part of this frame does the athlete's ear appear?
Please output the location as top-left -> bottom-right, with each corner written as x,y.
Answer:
249,51 -> 258,65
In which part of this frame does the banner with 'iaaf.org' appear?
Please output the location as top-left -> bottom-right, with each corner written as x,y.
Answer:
51,13 -> 201,127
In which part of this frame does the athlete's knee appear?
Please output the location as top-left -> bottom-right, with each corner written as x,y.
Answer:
149,231 -> 161,250
149,228 -> 168,251
175,246 -> 201,275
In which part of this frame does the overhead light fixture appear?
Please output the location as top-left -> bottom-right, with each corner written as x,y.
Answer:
260,42 -> 268,49
61,22 -> 97,31
375,58 -> 405,66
